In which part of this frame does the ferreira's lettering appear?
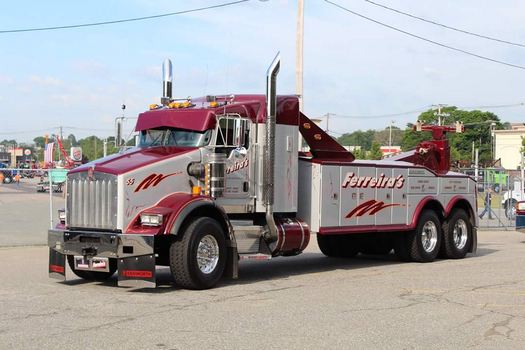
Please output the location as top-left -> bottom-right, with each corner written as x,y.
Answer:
346,199 -> 403,219
342,172 -> 405,189
226,159 -> 249,174
134,172 -> 182,192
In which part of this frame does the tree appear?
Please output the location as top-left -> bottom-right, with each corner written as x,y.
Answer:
368,142 -> 383,160
373,126 -> 403,146
33,137 -> 46,149
353,147 -> 366,159
401,107 -> 502,165
337,130 -> 375,150
67,134 -> 78,147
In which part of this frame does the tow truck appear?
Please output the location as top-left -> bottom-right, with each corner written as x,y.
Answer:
48,55 -> 477,289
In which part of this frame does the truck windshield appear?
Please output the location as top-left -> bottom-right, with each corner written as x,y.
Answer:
139,128 -> 211,147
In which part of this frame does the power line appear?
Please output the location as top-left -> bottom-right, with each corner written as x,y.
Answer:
326,102 -> 525,120
324,0 -> 525,71
0,0 -> 250,34
458,102 -> 525,110
364,0 -> 525,48
0,128 -> 53,135
329,105 -> 431,119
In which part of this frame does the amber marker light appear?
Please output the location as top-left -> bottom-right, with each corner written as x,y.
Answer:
192,186 -> 202,196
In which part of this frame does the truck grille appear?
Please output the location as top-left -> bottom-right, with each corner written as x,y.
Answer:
67,172 -> 118,230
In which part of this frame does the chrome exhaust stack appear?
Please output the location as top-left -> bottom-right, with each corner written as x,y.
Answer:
161,58 -> 173,106
264,52 -> 280,242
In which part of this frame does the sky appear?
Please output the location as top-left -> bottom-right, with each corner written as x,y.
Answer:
1,0 -> 525,143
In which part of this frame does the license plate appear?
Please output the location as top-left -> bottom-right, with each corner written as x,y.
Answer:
73,256 -> 110,272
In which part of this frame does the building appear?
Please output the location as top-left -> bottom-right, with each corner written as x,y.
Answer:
494,123 -> 525,170
380,146 -> 401,157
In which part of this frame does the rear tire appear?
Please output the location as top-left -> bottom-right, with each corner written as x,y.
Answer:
170,217 -> 226,290
66,255 -> 117,281
317,234 -> 359,258
406,210 -> 442,262
442,209 -> 472,259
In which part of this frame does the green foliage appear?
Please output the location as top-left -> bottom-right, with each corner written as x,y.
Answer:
373,126 -> 403,146
352,147 -> 366,159
368,142 -> 383,160
0,139 -> 17,146
401,107 -> 501,165
78,136 -> 119,162
337,130 -> 375,150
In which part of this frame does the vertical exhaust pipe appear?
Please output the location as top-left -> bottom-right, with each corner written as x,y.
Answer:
265,52 -> 280,242
162,59 -> 173,105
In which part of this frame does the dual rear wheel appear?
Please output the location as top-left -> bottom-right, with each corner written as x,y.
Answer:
395,209 -> 472,262
318,209 -> 473,263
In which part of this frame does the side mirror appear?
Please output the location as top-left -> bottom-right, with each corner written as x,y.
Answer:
230,147 -> 247,159
233,119 -> 246,148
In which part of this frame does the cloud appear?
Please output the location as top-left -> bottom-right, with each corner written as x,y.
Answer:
29,75 -> 62,87
71,60 -> 109,78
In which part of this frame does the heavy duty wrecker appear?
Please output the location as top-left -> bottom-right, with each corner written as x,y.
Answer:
48,55 -> 477,289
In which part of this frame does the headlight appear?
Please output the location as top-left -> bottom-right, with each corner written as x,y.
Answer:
140,213 -> 163,226
517,202 -> 525,212
58,209 -> 66,224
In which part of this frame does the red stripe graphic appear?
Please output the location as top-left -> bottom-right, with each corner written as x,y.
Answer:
346,199 -> 404,219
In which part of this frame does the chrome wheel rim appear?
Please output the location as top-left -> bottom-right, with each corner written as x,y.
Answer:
197,235 -> 219,274
453,219 -> 468,250
421,221 -> 438,253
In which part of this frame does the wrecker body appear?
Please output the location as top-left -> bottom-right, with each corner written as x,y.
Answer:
48,56 -> 477,289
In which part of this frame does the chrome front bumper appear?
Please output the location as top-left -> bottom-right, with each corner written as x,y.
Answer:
48,229 -> 156,288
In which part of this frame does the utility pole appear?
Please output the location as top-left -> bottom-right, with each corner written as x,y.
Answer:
490,122 -> 496,162
296,0 -> 304,110
433,104 -> 449,126
296,0 -> 304,151
103,138 -> 108,158
389,120 -> 395,147
475,148 -> 479,183
324,113 -> 333,133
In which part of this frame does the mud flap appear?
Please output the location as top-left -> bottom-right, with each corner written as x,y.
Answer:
117,254 -> 156,288
469,227 -> 478,254
49,248 -> 66,280
224,245 -> 239,280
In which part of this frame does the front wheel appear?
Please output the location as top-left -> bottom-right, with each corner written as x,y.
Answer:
170,217 -> 227,290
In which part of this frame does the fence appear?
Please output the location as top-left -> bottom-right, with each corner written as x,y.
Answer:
0,168 -> 67,230
459,167 -> 522,230
0,166 -> 520,245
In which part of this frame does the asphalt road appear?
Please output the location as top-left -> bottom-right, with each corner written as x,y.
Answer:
1,181 -> 525,349
0,177 -> 63,246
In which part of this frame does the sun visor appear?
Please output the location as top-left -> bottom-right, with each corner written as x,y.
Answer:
135,109 -> 217,132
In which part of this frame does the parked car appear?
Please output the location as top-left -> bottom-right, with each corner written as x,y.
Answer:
501,180 -> 524,219
0,163 -> 13,184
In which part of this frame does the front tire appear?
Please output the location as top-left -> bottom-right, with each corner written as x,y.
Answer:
66,255 -> 117,281
442,209 -> 472,259
405,210 -> 442,262
170,217 -> 227,290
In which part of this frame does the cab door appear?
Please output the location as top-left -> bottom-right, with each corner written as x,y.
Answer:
214,116 -> 253,202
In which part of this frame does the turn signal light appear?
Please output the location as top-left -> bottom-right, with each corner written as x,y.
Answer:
192,186 -> 202,196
